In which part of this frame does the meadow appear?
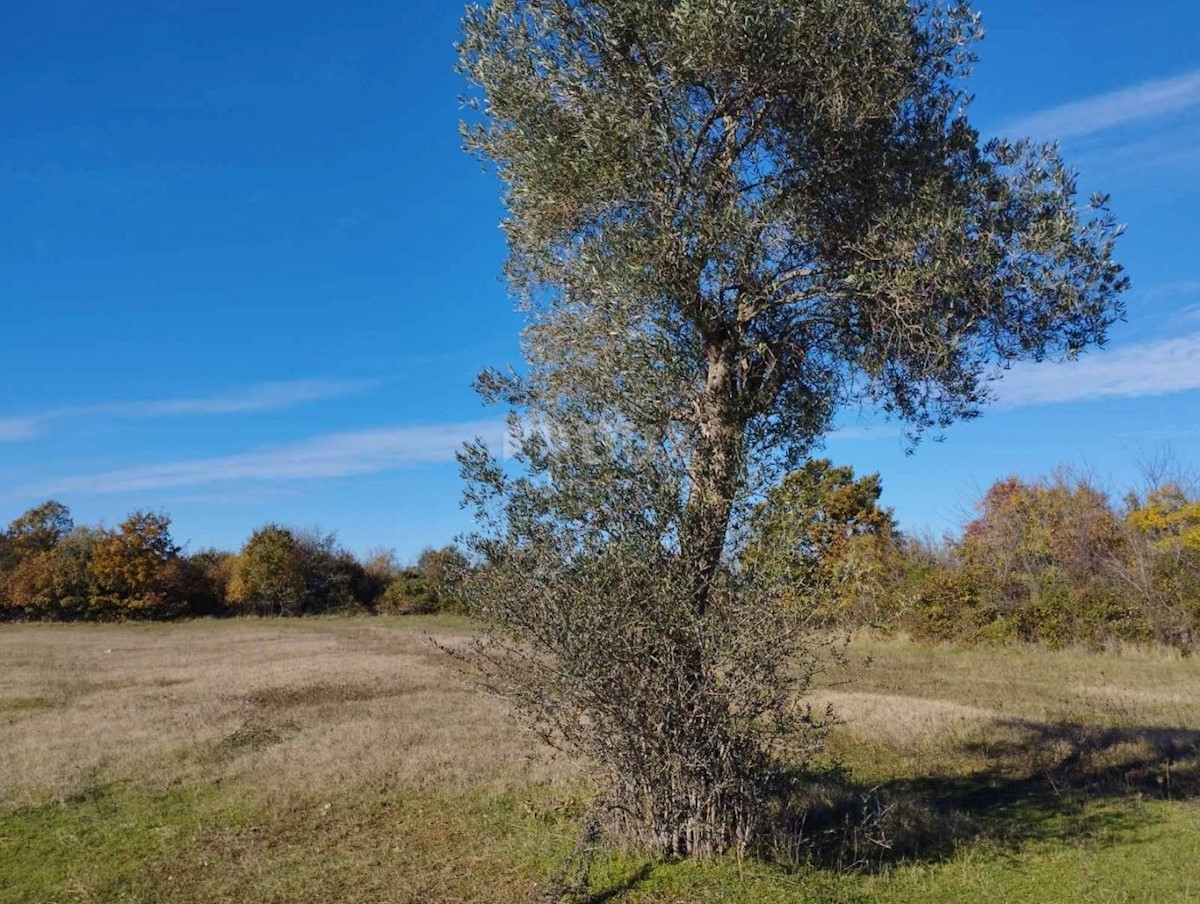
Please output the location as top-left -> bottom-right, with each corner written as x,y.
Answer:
2,617 -> 1198,903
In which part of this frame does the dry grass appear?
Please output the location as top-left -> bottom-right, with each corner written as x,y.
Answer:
4,619 -> 1198,807
836,638 -> 1200,729
0,617 -> 565,812
813,691 -> 999,751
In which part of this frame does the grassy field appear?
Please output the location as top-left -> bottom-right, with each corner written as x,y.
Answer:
2,618 -> 1198,903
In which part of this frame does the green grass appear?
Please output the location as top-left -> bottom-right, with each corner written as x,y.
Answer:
581,798 -> 1200,903
0,782 -> 593,904
2,620 -> 1198,902
6,785 -> 1195,903
0,786 -> 249,904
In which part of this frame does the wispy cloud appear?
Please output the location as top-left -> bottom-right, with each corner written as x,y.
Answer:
1139,280 -> 1200,302
1004,69 -> 1200,142
828,424 -> 903,442
0,378 -> 377,443
156,487 -> 304,507
82,378 -> 379,418
0,418 -> 41,442
994,333 -> 1200,407
25,420 -> 505,496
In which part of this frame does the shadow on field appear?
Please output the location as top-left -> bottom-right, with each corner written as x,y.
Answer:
772,719 -> 1200,874
560,721 -> 1200,900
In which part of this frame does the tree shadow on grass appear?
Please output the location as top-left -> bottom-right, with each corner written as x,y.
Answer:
565,721 -> 1200,900
772,719 -> 1200,873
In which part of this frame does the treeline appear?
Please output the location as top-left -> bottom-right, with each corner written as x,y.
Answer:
748,460 -> 1200,651
6,462 -> 1199,650
0,502 -> 463,621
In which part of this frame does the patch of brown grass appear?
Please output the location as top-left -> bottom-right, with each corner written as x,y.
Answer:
814,691 -> 999,751
0,619 -> 567,810
833,637 -> 1200,730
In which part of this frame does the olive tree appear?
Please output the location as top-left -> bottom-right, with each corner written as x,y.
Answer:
455,0 -> 1126,857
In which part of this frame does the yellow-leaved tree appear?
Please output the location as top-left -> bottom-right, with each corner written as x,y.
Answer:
1123,483 -> 1200,647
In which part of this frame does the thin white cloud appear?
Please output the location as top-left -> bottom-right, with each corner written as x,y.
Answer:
156,487 -> 303,506
0,378 -> 377,441
26,420 -> 505,496
0,418 -> 42,442
828,425 -> 903,442
994,333 -> 1200,407
1140,280 -> 1200,302
109,379 -> 378,417
1129,282 -> 1200,330
1005,69 -> 1200,142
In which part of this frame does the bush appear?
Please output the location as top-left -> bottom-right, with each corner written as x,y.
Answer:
186,549 -> 237,615
899,565 -> 986,644
416,545 -> 467,612
293,529 -> 370,613
890,469 -> 1198,651
1117,485 -> 1200,648
377,569 -> 439,615
745,460 -> 901,625
229,525 -> 375,616
228,526 -> 308,616
5,501 -> 73,560
0,503 -> 458,622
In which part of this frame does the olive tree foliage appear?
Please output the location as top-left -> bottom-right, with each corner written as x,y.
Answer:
455,0 -> 1127,857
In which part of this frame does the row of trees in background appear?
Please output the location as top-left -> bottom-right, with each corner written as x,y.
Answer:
4,459 -> 1197,651
0,502 -> 463,621
746,459 -> 1200,651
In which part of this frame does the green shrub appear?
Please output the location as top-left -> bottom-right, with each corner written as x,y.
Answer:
898,566 -> 983,644
416,546 -> 468,613
228,526 -> 307,616
377,569 -> 439,615
228,526 -> 380,616
975,613 -> 1020,646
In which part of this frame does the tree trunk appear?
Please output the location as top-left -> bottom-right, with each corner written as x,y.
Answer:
683,336 -> 742,617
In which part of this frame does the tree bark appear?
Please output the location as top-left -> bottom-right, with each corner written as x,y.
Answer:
683,336 -> 742,617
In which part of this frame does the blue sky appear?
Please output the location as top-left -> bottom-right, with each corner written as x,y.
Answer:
2,0 -> 1199,559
